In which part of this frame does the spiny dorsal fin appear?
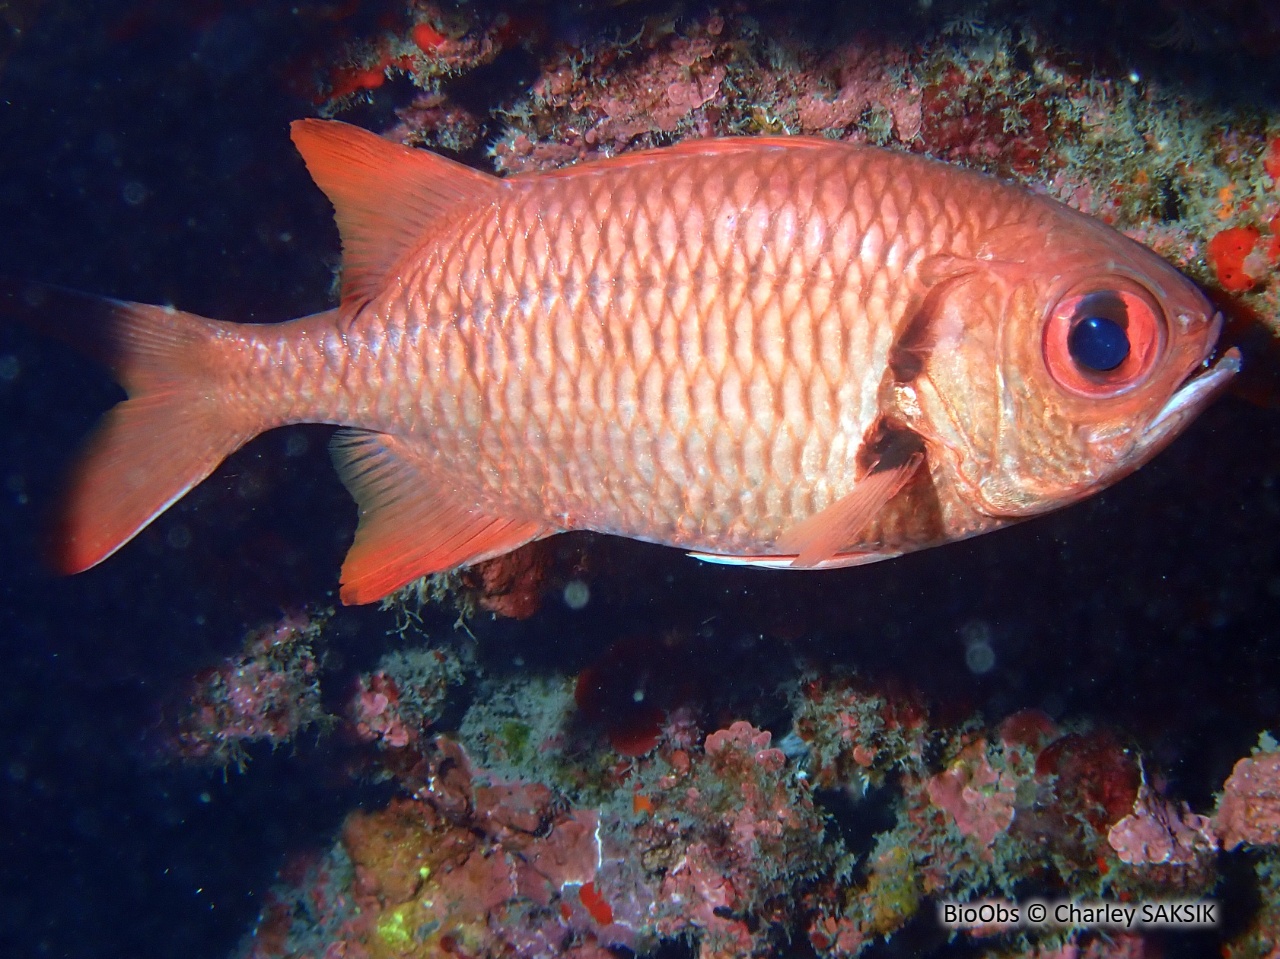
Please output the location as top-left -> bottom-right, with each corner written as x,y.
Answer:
290,119 -> 502,309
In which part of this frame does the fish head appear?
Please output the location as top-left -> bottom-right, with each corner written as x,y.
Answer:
894,207 -> 1240,519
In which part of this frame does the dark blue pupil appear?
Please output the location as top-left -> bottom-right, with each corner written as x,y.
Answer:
1068,315 -> 1130,372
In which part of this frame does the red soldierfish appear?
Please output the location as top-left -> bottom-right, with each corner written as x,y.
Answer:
5,120 -> 1239,603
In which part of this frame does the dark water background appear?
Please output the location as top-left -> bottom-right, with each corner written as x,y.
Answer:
1,3 -> 1278,958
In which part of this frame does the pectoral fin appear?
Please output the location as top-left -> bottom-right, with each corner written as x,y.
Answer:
330,429 -> 552,604
776,452 -> 924,568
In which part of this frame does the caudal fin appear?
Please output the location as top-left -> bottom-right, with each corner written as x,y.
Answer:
1,282 -> 259,572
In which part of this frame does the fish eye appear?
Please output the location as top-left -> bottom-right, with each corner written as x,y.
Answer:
1043,283 -> 1165,397
1068,314 -> 1129,372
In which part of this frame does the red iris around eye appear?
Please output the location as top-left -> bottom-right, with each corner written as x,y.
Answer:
1042,283 -> 1165,398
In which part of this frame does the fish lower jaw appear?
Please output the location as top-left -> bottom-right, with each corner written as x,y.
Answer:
1138,346 -> 1242,453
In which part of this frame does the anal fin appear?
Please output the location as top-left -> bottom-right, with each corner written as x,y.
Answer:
331,429 -> 552,604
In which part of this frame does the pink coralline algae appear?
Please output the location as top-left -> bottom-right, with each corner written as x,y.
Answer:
1018,932 -> 1152,959
647,722 -> 805,955
1106,782 -> 1217,866
584,34 -> 726,144
790,675 -> 931,791
166,610 -> 329,766
1214,747 -> 1280,849
657,846 -> 754,958
243,719 -> 834,958
793,41 -> 921,141
202,614 -> 1280,959
239,672 -> 1280,958
348,645 -> 470,752
335,736 -> 613,958
926,740 -> 1019,847
704,718 -> 786,770
351,673 -> 413,750
800,703 -> 1227,951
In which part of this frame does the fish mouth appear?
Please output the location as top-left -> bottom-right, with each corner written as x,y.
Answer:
1136,334 -> 1241,456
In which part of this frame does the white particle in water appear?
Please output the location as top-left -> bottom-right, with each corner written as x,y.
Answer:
563,579 -> 590,610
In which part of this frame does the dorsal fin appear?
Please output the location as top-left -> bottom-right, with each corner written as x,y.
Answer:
290,119 -> 502,308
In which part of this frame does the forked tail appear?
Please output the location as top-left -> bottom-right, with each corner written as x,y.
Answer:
1,281 -> 263,572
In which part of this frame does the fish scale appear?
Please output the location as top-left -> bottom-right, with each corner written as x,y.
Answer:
372,144 -> 980,551
3,119 -> 1234,603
